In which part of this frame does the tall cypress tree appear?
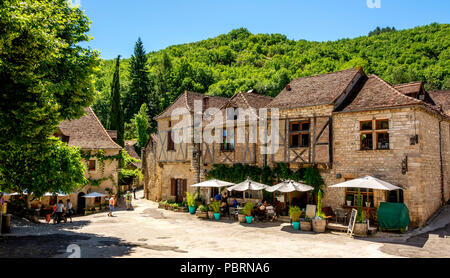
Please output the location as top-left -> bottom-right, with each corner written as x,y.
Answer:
124,37 -> 152,123
108,55 -> 124,147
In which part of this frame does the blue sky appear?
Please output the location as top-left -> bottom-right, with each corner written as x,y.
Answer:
78,0 -> 450,59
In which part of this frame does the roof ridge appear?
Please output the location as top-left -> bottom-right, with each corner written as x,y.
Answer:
393,81 -> 423,87
87,107 -> 122,149
291,67 -> 357,81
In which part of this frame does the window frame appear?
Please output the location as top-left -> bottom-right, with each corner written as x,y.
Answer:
88,160 -> 96,172
167,130 -> 175,151
221,128 -> 235,152
360,119 -> 390,151
289,120 -> 310,148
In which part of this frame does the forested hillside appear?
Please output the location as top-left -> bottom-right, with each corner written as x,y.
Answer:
93,23 -> 449,129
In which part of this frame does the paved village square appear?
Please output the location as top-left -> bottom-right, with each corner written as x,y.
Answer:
1,190 -> 449,258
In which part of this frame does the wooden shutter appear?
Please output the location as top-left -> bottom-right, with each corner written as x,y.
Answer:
182,179 -> 187,197
171,178 -> 176,196
167,131 -> 174,151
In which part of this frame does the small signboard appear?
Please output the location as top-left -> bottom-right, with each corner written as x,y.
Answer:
347,209 -> 358,236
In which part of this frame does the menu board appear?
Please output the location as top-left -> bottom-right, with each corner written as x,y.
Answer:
347,209 -> 358,236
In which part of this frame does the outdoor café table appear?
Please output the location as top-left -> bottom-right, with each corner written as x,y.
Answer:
342,206 -> 377,222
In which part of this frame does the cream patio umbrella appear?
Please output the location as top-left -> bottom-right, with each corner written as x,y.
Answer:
329,176 -> 402,209
265,180 -> 314,206
227,178 -> 269,200
190,179 -> 235,188
328,176 -> 402,191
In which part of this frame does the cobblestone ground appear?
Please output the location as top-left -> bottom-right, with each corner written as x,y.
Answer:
0,190 -> 449,258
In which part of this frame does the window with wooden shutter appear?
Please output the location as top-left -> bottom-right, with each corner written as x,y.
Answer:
167,130 -> 175,151
171,178 -> 176,196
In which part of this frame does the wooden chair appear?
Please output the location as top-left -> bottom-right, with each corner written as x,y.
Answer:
322,207 -> 335,222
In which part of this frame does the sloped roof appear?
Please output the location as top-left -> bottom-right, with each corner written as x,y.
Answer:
266,68 -> 361,109
340,75 -> 423,112
58,107 -> 122,150
224,90 -> 273,110
124,140 -> 141,168
154,91 -> 229,119
393,81 -> 423,96
429,90 -> 450,116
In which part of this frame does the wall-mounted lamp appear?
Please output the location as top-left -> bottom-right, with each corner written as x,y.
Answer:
336,173 -> 342,179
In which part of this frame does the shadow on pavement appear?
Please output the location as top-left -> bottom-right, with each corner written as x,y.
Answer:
0,231 -> 138,258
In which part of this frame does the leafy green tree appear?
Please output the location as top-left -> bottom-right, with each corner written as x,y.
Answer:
107,55 -> 125,147
135,103 -> 150,148
0,0 -> 99,207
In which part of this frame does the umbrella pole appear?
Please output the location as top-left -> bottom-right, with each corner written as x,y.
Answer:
289,192 -> 291,206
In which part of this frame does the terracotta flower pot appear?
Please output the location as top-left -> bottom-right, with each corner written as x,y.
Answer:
208,211 -> 214,219
312,219 -> 327,233
300,221 -> 312,231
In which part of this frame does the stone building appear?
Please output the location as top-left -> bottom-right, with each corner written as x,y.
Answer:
54,107 -> 122,212
143,68 -> 450,226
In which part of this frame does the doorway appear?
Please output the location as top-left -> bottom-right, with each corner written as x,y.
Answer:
77,192 -> 86,214
171,178 -> 187,203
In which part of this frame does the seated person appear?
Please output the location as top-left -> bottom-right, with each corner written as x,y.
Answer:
265,201 -> 276,222
231,198 -> 238,208
214,192 -> 222,201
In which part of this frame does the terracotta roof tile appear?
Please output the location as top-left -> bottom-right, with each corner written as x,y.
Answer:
429,90 -> 450,116
266,68 -> 361,109
393,81 -> 423,96
58,107 -> 122,150
155,91 -> 228,119
124,140 -> 141,168
341,75 -> 423,112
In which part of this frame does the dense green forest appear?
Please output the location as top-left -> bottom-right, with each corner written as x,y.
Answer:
93,23 -> 449,133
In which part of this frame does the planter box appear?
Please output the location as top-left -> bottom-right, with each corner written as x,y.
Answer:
312,219 -> 327,233
353,223 -> 368,236
158,203 -> 165,209
300,221 -> 312,231
196,211 -> 208,219
238,214 -> 246,223
208,211 -> 214,220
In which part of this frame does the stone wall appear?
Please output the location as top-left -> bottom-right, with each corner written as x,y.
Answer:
329,107 -> 449,226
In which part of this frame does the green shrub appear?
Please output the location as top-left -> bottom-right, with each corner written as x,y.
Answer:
357,191 -> 365,223
209,201 -> 221,213
198,205 -> 208,212
186,192 -> 198,207
241,202 -> 254,216
315,189 -> 326,219
289,206 -> 301,222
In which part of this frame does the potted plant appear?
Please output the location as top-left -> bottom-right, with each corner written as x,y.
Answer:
346,195 -> 353,206
158,201 -> 165,209
289,206 -> 301,230
354,191 -> 368,236
300,216 -> 312,231
196,205 -> 208,219
186,192 -> 198,214
171,203 -> 179,211
241,202 -> 254,224
210,201 -> 221,220
312,189 -> 327,233
207,205 -> 215,219
238,209 -> 246,223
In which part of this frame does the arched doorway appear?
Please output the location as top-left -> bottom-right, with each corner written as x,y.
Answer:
77,192 -> 85,214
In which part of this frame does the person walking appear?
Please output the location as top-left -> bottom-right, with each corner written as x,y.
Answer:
66,199 -> 73,223
54,200 -> 65,224
125,191 -> 132,210
107,195 -> 116,217
132,185 -> 137,200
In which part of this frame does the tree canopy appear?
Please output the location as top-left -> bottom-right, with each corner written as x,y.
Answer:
93,23 -> 449,128
0,0 -> 99,205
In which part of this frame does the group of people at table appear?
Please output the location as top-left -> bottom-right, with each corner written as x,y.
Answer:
211,191 -> 277,221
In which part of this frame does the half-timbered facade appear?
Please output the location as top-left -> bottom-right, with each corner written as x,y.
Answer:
143,68 -> 450,226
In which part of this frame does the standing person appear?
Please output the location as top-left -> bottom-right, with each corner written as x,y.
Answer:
107,195 -> 116,217
66,199 -> 73,223
132,185 -> 137,200
125,191 -> 132,210
55,200 -> 65,224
